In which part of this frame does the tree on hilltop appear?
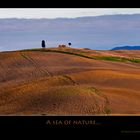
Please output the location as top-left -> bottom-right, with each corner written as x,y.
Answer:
68,42 -> 72,47
42,40 -> 46,48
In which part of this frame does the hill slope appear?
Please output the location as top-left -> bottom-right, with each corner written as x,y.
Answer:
0,47 -> 140,115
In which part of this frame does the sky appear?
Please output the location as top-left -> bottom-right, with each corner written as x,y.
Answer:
1,8 -> 140,51
1,8 -> 140,18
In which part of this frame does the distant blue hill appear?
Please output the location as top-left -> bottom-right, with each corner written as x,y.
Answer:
111,46 -> 140,50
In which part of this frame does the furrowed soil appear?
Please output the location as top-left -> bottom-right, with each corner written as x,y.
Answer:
0,48 -> 140,115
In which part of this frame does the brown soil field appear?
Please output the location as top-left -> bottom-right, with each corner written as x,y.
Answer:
0,47 -> 140,115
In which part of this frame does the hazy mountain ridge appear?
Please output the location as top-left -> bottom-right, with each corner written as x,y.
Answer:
112,46 -> 140,50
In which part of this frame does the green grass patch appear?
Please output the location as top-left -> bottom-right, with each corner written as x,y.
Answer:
22,48 -> 94,59
20,48 -> 140,63
94,56 -> 129,62
129,58 -> 140,63
94,56 -> 140,63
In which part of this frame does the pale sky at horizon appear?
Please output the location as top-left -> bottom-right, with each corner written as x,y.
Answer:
1,8 -> 140,18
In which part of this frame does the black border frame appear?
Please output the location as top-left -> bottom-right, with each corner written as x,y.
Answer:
1,2 -> 140,135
